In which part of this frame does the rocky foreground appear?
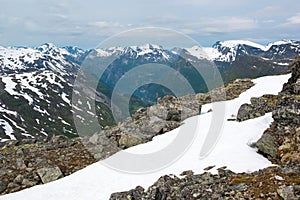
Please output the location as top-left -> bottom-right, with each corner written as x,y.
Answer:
109,57 -> 300,199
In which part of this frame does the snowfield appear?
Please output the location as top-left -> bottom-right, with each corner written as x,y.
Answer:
0,74 -> 290,200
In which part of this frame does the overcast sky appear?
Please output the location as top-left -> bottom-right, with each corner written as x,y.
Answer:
1,0 -> 300,48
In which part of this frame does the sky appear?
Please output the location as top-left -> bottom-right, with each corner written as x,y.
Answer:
0,0 -> 300,49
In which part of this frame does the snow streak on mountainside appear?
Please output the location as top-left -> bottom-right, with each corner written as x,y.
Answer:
0,73 -> 291,200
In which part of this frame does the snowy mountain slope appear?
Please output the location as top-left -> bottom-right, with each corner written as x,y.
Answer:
0,69 -> 117,141
0,44 -> 114,141
0,70 -> 75,140
0,73 -> 290,200
0,43 -> 83,75
184,40 -> 300,63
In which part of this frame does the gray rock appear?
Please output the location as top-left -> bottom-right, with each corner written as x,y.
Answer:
16,157 -> 25,169
0,180 -> 7,193
37,166 -> 63,184
110,186 -> 145,200
50,135 -> 75,148
237,104 -> 257,121
21,179 -> 37,187
118,133 -> 144,148
277,186 -> 297,200
294,78 -> 300,94
16,148 -> 24,156
237,95 -> 277,122
256,132 -> 277,158
14,174 -> 24,184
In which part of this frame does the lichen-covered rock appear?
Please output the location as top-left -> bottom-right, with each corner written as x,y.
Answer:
277,186 -> 298,200
37,166 -> 63,184
118,133 -> 144,148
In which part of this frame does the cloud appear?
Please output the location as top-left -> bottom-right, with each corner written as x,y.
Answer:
89,21 -> 124,29
143,16 -> 257,34
286,13 -> 300,24
144,15 -> 182,25
166,17 -> 258,36
173,0 -> 245,7
255,6 -> 285,17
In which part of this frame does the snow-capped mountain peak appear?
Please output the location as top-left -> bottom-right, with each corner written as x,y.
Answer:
36,43 -> 58,53
214,40 -> 267,50
0,44 -> 82,75
183,40 -> 300,63
94,44 -> 171,61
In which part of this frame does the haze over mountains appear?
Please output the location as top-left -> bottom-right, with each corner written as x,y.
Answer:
0,40 -> 299,141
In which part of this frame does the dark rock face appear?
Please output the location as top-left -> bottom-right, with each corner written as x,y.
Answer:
256,56 -> 300,164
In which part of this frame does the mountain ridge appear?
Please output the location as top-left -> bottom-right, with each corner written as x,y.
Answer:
0,40 -> 299,141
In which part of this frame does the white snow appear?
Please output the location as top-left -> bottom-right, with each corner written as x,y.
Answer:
273,62 -> 290,66
0,74 -> 290,200
0,119 -> 16,140
33,105 -> 50,116
185,46 -> 210,60
86,101 -> 91,110
219,40 -> 267,50
0,106 -> 18,117
265,40 -> 298,50
61,93 -> 71,105
2,76 -> 19,96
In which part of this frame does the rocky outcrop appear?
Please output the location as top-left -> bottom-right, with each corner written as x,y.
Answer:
256,56 -> 300,164
237,94 -> 278,121
0,136 -> 95,195
110,165 -> 300,200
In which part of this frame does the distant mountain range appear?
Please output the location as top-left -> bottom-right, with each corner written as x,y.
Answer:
0,40 -> 299,141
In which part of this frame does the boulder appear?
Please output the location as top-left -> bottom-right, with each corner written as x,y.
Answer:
110,186 -> 145,200
118,133 -> 144,148
277,186 -> 298,200
37,166 -> 63,184
256,132 -> 277,158
237,95 -> 278,122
